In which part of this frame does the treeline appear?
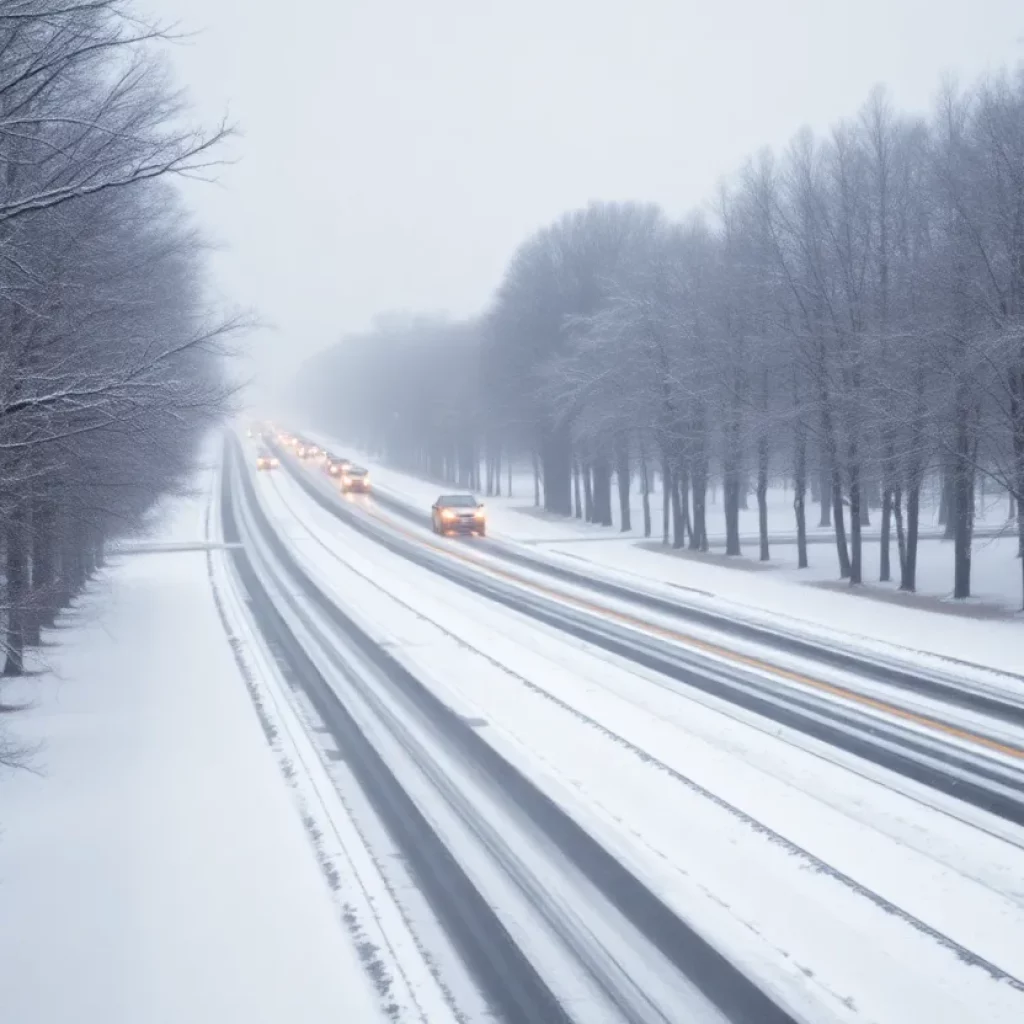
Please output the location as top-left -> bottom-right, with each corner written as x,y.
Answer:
0,1 -> 234,681
296,69 -> 1024,605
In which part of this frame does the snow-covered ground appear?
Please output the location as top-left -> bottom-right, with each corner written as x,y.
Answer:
301,429 -> 1024,677
247,456 -> 1024,1024
0,473 -> 384,1024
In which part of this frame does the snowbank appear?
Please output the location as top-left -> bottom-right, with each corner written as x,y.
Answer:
0,488 -> 382,1024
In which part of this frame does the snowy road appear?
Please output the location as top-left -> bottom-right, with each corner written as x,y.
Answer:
270,437 -> 1024,828
224,442 -> 778,1023
299,428 -> 1024,674
223,433 -> 1024,1022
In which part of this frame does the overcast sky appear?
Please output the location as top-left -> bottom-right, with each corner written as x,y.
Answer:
148,0 -> 1023,383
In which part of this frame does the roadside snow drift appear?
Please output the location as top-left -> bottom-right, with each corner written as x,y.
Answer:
0,490 -> 383,1024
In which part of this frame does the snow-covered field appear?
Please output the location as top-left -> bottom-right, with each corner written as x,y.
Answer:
0,476 -> 384,1024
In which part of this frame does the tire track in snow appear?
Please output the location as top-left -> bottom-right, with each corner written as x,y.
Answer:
264,467 -> 1024,991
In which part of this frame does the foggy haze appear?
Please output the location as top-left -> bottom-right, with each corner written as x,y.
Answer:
152,0 -> 1022,385
6,4 -> 1024,1018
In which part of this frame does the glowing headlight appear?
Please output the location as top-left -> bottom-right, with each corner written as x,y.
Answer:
441,509 -> 456,520
474,508 -> 485,518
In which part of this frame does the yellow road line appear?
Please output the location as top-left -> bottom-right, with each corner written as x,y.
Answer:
351,497 -> 1024,764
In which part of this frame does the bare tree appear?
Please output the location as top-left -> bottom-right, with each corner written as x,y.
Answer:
293,62 -> 1024,608
0,1 -> 235,677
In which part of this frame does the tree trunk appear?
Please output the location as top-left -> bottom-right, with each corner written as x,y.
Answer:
583,462 -> 594,523
831,467 -> 851,578
892,485 -> 907,580
572,460 -> 582,519
794,417 -> 808,569
615,440 -> 631,532
940,458 -> 955,539
661,454 -> 671,544
640,446 -> 652,539
880,489 -> 893,583
902,479 -> 920,592
3,506 -> 28,677
65,524 -> 87,597
669,467 -> 686,550
593,455 -> 613,527
952,431 -> 974,600
680,460 -> 693,546
1018,502 -> 1024,608
820,397 -> 850,577
723,446 -> 741,556
542,423 -> 572,516
757,433 -> 769,562
81,520 -> 97,578
27,499 -> 57,645
848,456 -> 863,585
900,374 -> 928,592
1011,373 -> 1024,595
532,450 -> 541,507
690,455 -> 708,552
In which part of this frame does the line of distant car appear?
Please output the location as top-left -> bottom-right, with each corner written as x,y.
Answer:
266,430 -> 371,494
247,422 -> 487,536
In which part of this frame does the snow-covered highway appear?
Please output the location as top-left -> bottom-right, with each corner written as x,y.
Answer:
217,431 -> 1024,1023
225,440 -> 783,1023
271,435 -> 1024,828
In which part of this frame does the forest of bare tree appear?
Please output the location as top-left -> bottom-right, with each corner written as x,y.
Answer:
0,1 -> 234,687
298,69 -> 1024,607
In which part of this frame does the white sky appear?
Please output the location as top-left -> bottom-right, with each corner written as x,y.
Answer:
147,0 -> 1024,383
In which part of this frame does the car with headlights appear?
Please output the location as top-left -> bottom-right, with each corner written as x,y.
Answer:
325,454 -> 352,478
431,494 -> 486,536
338,465 -> 370,493
256,450 -> 279,471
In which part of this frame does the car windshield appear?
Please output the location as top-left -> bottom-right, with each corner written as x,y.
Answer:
439,495 -> 477,508
346,466 -> 367,476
